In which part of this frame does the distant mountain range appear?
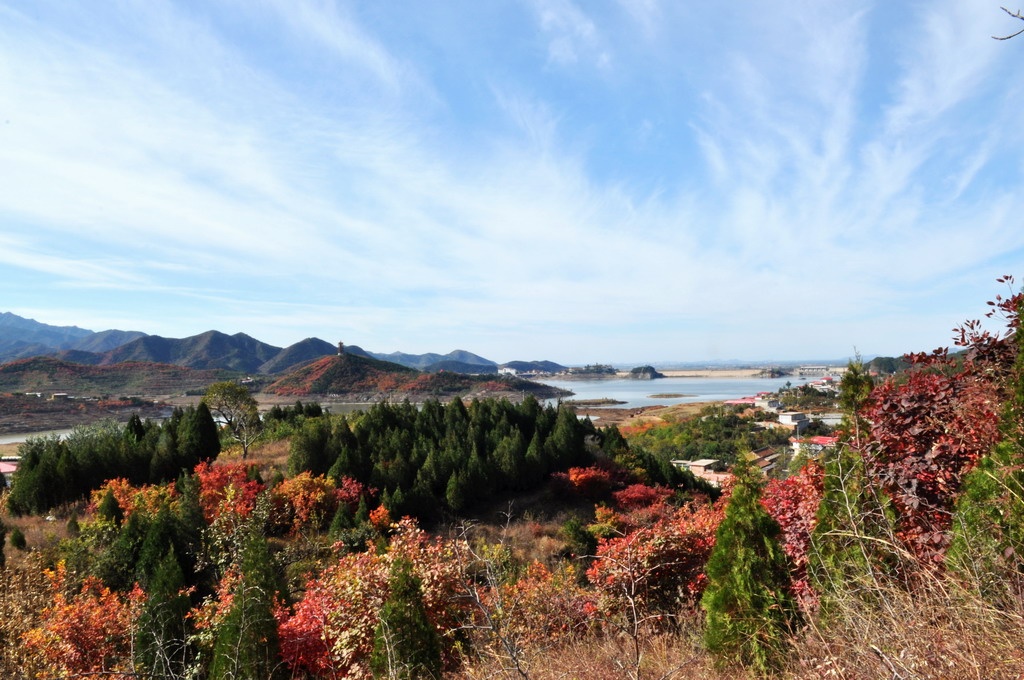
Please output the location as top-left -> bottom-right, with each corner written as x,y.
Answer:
0,312 -> 565,376
0,312 -> 147,360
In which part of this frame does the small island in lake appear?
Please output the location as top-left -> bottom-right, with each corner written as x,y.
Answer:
627,365 -> 665,380
564,398 -> 627,406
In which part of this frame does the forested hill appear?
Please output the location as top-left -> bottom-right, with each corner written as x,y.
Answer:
265,353 -> 565,399
0,356 -> 234,395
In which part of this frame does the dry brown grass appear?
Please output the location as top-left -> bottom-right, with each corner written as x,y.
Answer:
791,574 -> 1024,679
245,437 -> 291,474
0,498 -> 76,572
454,629 -> 752,680
0,556 -> 52,679
452,573 -> 1024,680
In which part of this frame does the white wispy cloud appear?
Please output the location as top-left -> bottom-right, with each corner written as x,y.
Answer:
529,0 -> 610,69
0,0 -> 1022,361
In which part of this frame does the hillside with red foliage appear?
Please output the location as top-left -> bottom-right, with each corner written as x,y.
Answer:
265,353 -> 565,399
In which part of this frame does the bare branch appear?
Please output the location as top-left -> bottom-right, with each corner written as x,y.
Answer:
994,6 -> 1024,40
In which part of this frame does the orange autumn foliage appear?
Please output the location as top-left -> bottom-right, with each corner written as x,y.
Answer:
23,562 -> 145,679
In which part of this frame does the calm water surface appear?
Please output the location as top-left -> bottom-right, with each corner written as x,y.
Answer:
538,375 -> 800,409
0,428 -> 75,446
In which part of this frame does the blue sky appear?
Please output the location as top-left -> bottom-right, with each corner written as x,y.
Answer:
2,1 -> 1023,365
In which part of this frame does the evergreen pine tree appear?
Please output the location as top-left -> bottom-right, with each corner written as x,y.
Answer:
808,442 -> 901,608
171,472 -> 211,591
370,557 -> 442,679
125,413 -> 147,444
702,457 -> 798,674
8,527 -> 25,551
288,416 -> 331,476
354,496 -> 371,526
177,404 -> 221,472
150,425 -> 180,484
97,511 -> 146,592
136,546 -> 193,678
97,488 -> 124,526
808,358 -> 901,608
328,501 -> 354,538
523,431 -> 546,486
445,471 -> 467,513
208,531 -> 286,680
137,505 -> 179,587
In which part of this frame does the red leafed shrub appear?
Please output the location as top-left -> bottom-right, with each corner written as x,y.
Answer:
762,462 -> 824,607
566,466 -> 614,500
368,504 -> 392,531
587,498 -> 726,618
277,519 -> 469,679
858,279 -> 1022,563
275,569 -> 349,679
864,363 -> 1002,562
23,563 -> 145,679
336,475 -> 372,512
194,461 -> 264,524
613,483 -> 674,511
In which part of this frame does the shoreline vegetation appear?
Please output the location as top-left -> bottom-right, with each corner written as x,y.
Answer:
562,398 -> 627,406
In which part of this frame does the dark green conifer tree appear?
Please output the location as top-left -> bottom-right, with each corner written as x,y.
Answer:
808,358 -> 900,607
136,546 -> 193,678
137,504 -> 180,587
445,471 -> 467,513
523,431 -> 546,486
8,527 -> 25,551
178,403 -> 221,469
328,501 -> 354,538
702,457 -> 798,675
370,557 -> 442,679
208,531 -> 286,680
66,510 -> 80,537
97,511 -> 145,592
288,416 -> 331,476
97,488 -> 124,526
125,413 -> 147,443
150,424 -> 180,484
6,439 -> 46,515
494,431 -> 527,491
354,496 -> 371,526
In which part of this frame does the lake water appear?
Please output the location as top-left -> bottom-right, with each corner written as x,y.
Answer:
538,375 -> 800,409
0,428 -> 76,446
